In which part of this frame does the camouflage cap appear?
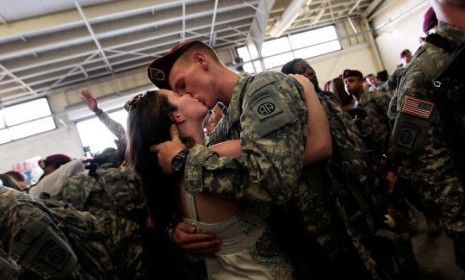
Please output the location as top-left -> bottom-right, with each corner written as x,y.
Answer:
147,40 -> 209,90
342,69 -> 363,80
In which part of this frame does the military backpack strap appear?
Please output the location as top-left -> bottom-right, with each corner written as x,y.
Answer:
432,40 -> 465,183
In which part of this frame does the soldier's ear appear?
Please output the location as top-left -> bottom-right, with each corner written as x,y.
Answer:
192,52 -> 208,71
170,112 -> 186,124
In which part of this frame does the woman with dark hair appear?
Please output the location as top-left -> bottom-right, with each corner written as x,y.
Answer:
126,89 -> 295,279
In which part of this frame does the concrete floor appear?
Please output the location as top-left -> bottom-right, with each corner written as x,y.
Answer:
411,210 -> 465,279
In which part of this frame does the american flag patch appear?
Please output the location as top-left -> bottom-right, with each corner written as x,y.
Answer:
401,96 -> 434,119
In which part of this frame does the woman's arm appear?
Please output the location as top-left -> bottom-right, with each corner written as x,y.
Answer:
209,140 -> 242,156
208,75 -> 332,165
291,74 -> 332,165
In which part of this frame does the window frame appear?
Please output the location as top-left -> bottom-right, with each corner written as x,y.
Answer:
236,24 -> 342,73
0,97 -> 56,145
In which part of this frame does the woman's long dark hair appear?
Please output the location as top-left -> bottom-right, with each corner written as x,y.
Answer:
126,91 -> 180,229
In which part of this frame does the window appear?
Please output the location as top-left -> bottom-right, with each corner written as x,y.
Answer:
236,25 -> 341,73
0,98 -> 56,144
76,109 -> 128,154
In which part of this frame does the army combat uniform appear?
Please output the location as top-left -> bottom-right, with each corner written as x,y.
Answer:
390,21 -> 465,269
357,90 -> 392,157
185,72 -> 307,206
0,187 -> 85,279
185,72 -> 385,278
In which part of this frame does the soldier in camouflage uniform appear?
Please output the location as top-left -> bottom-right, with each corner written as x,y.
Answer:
81,89 -> 126,161
58,165 -> 149,278
280,59 -> 422,278
147,41 -> 388,278
0,186 -> 86,279
1,164 -> 148,278
343,69 -> 391,158
390,0 -> 465,270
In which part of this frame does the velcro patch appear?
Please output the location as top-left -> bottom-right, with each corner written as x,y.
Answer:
245,86 -> 293,138
251,95 -> 283,120
401,96 -> 434,119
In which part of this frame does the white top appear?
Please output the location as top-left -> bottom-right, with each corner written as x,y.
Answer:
29,159 -> 85,199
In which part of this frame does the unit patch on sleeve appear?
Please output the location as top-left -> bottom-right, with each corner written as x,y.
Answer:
401,96 -> 434,119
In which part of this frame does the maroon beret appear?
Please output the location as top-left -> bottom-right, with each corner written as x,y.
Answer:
423,7 -> 438,34
342,69 -> 363,79
147,40 -> 210,90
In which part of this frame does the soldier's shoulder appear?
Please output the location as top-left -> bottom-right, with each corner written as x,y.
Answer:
248,71 -> 289,92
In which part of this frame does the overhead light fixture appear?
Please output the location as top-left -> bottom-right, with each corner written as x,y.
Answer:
269,0 -> 315,37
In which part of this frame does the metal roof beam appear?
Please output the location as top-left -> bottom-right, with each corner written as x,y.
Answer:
209,0 -> 219,45
75,0 -> 113,72
0,64 -> 36,95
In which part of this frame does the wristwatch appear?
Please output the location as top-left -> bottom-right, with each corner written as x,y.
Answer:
170,149 -> 189,174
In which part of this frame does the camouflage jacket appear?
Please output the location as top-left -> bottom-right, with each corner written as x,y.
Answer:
97,110 -> 126,141
391,21 -> 465,237
0,187 -> 86,279
183,72 -> 307,209
60,167 -> 148,278
357,90 -> 391,157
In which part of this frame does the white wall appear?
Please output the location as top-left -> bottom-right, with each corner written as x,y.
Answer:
0,124 -> 83,172
270,43 -> 379,88
372,0 -> 430,73
308,44 -> 379,86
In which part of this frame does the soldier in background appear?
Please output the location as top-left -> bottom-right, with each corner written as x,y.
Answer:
342,69 -> 391,158
81,90 -> 126,163
0,187 -> 86,279
390,0 -> 465,270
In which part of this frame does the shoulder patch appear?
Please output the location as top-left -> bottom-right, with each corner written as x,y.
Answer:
401,96 -> 434,119
250,90 -> 284,120
243,84 -> 294,138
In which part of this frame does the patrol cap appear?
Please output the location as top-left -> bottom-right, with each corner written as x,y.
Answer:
147,40 -> 211,90
342,69 -> 363,80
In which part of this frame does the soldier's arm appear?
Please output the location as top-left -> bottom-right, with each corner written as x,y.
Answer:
209,75 -> 332,166
96,110 -> 126,141
290,74 -> 332,165
183,76 -> 307,204
393,61 -> 465,235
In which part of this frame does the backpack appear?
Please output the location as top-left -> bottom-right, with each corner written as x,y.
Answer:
319,93 -> 419,279
432,37 -> 465,184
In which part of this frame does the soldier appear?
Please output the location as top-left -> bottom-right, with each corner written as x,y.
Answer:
390,0 -> 465,270
282,59 -> 421,278
148,41 -> 385,278
343,69 -> 391,157
81,89 -> 126,162
0,187 -> 85,279
148,40 -> 307,212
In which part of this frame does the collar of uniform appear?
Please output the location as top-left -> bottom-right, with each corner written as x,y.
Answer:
438,21 -> 465,43
227,72 -> 252,124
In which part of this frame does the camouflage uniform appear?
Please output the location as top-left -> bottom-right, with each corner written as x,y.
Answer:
390,21 -> 465,268
96,110 -> 126,141
0,187 -> 85,279
186,72 -> 380,278
357,90 -> 392,157
184,72 -> 307,206
60,166 -> 148,278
